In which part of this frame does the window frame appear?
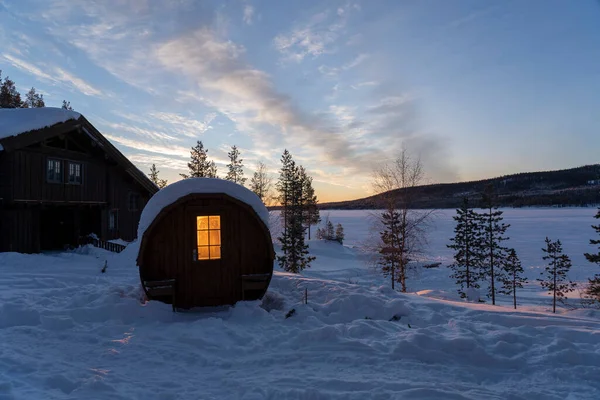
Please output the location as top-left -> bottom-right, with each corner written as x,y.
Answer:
109,209 -> 119,231
128,192 -> 141,212
67,161 -> 83,185
46,158 -> 63,183
195,215 -> 222,261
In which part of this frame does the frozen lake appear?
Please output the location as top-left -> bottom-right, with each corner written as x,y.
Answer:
314,207 -> 598,272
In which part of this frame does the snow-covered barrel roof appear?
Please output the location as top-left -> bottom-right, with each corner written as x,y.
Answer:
137,178 -> 270,238
0,107 -> 81,145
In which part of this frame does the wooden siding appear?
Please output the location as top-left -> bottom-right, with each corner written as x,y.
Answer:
0,152 -> 13,203
105,166 -> 149,241
0,208 -> 40,253
138,194 -> 274,309
10,148 -> 107,203
0,123 -> 157,253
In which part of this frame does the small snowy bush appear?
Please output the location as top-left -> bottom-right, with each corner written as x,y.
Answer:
260,292 -> 285,312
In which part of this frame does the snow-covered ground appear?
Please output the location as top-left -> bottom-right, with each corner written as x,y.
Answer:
1,208 -> 599,399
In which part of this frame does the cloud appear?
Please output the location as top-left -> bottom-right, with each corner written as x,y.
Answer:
54,68 -> 103,96
103,121 -> 179,142
35,1 -> 184,91
148,112 -> 216,138
154,29 -> 421,177
12,0 -> 454,186
273,7 -> 357,62
127,153 -> 188,170
1,53 -> 104,97
350,81 -> 379,89
318,53 -> 369,77
103,134 -> 190,157
243,5 -> 254,25
1,53 -> 54,81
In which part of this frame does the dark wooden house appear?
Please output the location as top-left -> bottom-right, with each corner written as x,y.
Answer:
0,108 -> 158,253
137,178 -> 274,309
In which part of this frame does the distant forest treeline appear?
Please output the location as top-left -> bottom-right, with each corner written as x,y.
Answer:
319,164 -> 600,210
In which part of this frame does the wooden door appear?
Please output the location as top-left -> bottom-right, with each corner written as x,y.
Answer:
185,206 -> 232,307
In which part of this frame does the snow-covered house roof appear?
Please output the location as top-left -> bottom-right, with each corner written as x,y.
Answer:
0,108 -> 81,150
137,178 -> 270,238
0,107 -> 158,194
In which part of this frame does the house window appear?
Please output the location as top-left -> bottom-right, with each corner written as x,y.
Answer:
128,193 -> 140,211
196,215 -> 221,260
109,210 -> 119,231
47,159 -> 62,183
68,162 -> 82,184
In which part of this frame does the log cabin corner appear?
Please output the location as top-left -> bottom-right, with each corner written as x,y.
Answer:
0,108 -> 159,253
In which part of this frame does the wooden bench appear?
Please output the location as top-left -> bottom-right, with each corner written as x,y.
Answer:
144,279 -> 177,312
240,274 -> 271,300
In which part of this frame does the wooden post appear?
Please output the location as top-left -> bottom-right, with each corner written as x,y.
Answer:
304,287 -> 308,305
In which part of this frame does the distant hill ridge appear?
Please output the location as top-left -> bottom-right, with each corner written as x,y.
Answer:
319,164 -> 600,210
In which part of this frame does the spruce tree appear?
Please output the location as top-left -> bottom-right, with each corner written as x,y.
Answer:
148,164 -> 168,189
0,76 -> 23,108
479,186 -> 510,305
584,208 -> 600,302
225,145 -> 246,185
300,170 -> 320,239
538,237 -> 577,313
447,197 -> 483,298
335,223 -> 344,244
315,227 -> 323,240
62,100 -> 73,111
25,87 -> 45,108
276,150 -> 314,273
499,248 -> 527,309
180,140 -> 218,179
277,150 -> 295,240
250,161 -> 272,204
378,209 -> 403,290
325,220 -> 335,240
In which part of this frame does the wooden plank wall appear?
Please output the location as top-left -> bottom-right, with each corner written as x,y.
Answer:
139,195 -> 273,308
105,166 -> 149,241
0,208 -> 39,253
0,152 -> 13,202
1,130 -> 154,252
11,149 -> 107,203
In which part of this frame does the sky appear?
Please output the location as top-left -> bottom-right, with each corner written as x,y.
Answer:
0,0 -> 599,202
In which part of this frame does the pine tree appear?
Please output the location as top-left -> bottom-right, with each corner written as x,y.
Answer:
148,164 -> 168,189
315,228 -> 323,240
300,170 -> 320,239
335,223 -> 344,244
277,150 -> 295,239
447,197 -> 483,298
325,220 -> 335,240
479,186 -> 510,305
180,140 -> 218,179
538,237 -> 577,313
584,208 -> 600,302
378,209 -> 404,290
276,150 -> 314,273
25,87 -> 45,108
62,100 -> 73,111
0,76 -> 23,108
315,214 -> 328,240
499,248 -> 527,309
225,145 -> 246,185
250,161 -> 272,204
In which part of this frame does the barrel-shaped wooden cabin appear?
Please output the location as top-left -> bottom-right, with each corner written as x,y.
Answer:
137,178 -> 274,309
